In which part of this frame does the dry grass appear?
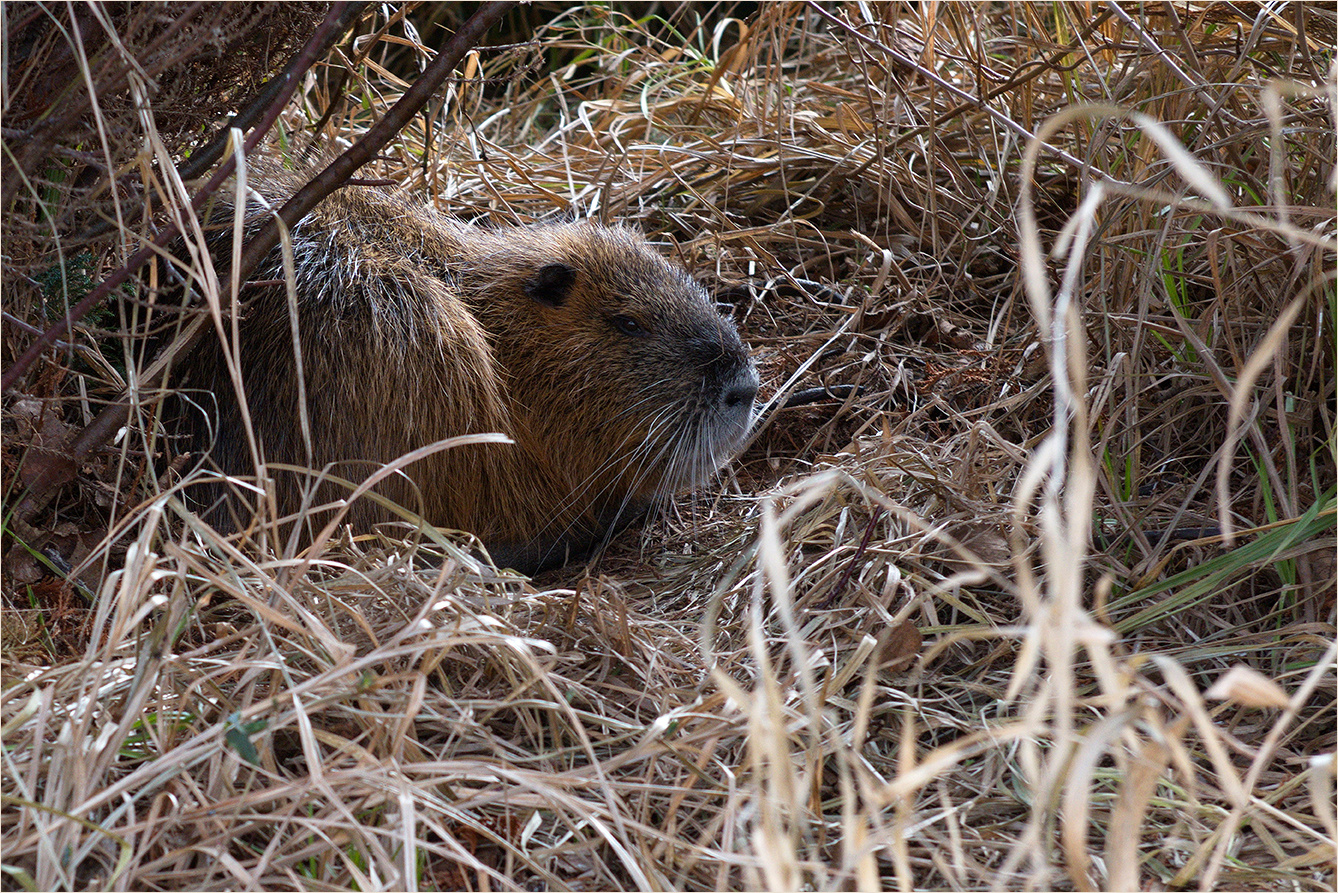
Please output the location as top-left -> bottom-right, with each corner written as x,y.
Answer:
3,2 -> 1335,890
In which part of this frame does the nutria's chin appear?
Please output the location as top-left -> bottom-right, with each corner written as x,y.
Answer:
180,168 -> 759,573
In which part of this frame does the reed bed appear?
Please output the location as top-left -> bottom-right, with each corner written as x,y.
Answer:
3,3 -> 1334,890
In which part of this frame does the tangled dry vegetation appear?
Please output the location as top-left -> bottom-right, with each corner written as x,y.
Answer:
2,2 -> 1335,890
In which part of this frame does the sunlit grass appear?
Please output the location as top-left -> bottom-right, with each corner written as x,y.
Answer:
3,3 -> 1334,890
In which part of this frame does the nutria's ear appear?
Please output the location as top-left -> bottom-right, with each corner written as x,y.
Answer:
524,263 -> 576,307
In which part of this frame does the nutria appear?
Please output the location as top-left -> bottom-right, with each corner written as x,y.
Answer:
177,167 -> 759,573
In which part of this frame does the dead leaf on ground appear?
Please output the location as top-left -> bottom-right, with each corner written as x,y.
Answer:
879,620 -> 922,673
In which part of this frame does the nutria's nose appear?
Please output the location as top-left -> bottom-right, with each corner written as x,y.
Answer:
722,370 -> 759,411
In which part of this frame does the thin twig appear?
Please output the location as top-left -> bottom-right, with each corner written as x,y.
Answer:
7,1 -> 521,529
232,1 -> 520,285
1,2 -> 357,394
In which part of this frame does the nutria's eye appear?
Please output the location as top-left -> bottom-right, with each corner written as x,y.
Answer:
611,314 -> 647,337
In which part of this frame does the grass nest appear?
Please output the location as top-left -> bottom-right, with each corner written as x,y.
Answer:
3,2 -> 1335,890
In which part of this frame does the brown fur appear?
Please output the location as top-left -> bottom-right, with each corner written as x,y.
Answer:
180,168 -> 758,571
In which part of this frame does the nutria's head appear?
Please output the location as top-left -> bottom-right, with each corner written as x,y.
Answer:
469,223 -> 758,510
